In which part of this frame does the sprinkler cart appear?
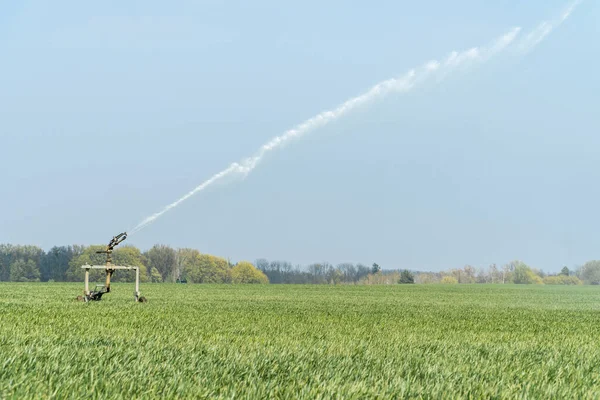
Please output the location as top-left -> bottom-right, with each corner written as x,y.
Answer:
77,232 -> 147,303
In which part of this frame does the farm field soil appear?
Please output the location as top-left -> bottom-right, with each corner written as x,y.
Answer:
2,283 -> 600,398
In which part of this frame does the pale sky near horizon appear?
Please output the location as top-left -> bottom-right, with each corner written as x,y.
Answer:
1,1 -> 598,272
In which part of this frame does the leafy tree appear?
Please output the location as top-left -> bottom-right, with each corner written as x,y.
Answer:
326,266 -> 343,285
560,266 -> 570,276
66,245 -> 107,282
10,259 -> 41,282
196,254 -> 231,283
112,246 -> 148,282
175,248 -> 196,281
372,263 -> 381,274
144,244 -> 177,282
0,244 -> 44,282
512,261 -> 543,284
181,250 -> 231,283
41,245 -> 83,282
399,269 -> 415,284
512,263 -> 529,284
579,261 -> 600,285
150,267 -> 163,283
231,261 -> 269,284
0,244 -> 15,281
441,276 -> 458,284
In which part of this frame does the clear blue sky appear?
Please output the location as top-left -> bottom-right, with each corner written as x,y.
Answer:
1,1 -> 598,272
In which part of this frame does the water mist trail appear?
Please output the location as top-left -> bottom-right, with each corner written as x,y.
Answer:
128,2 -> 581,235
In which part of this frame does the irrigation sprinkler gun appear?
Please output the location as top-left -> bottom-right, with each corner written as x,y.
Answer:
77,232 -> 147,303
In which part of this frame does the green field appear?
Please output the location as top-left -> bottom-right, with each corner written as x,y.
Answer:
2,283 -> 600,399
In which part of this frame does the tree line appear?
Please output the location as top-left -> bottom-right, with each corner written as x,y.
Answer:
2,243 -> 600,285
0,244 -> 268,284
255,259 -> 597,285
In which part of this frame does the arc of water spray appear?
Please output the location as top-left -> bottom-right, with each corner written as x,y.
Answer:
127,28 -> 516,235
129,1 -> 581,235
518,0 -> 582,53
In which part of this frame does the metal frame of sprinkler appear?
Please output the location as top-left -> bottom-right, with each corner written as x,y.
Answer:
78,232 -> 147,303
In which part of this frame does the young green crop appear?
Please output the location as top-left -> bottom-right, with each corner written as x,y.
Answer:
2,283 -> 600,398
